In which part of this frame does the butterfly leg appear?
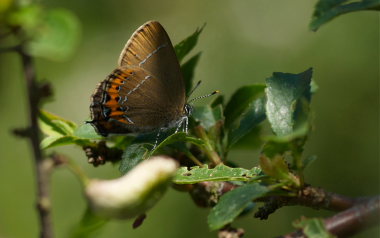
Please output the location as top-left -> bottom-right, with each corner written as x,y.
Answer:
153,128 -> 162,150
175,119 -> 184,133
174,116 -> 189,134
184,116 -> 189,134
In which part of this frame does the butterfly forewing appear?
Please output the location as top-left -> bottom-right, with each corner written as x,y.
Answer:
118,21 -> 185,106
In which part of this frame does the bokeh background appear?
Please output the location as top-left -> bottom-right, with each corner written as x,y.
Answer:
0,0 -> 378,237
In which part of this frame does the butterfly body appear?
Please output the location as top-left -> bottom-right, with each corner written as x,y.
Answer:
89,21 -> 190,137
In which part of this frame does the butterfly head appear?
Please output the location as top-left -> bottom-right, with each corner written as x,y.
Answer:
184,104 -> 193,117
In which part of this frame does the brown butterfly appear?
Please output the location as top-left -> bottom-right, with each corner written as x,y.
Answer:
89,21 -> 192,137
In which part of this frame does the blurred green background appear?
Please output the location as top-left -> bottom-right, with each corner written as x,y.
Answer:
0,0 -> 378,237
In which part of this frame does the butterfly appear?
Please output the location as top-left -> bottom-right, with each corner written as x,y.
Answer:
89,21 -> 194,139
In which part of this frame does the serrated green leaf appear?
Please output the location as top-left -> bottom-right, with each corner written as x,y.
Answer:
74,123 -> 103,139
228,97 -> 266,148
28,8 -> 81,61
174,24 -> 205,62
181,52 -> 201,96
119,144 -> 149,174
173,164 -> 262,184
224,84 -> 266,129
208,183 -> 269,231
70,207 -> 108,238
293,218 -> 336,238
265,68 -> 312,137
39,109 -> 76,136
310,0 -> 380,31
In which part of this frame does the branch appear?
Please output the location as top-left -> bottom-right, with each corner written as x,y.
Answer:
254,185 -> 365,219
279,196 -> 380,238
19,46 -> 54,238
184,182 -> 363,213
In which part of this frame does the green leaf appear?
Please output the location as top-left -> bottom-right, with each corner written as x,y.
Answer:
211,95 -> 224,108
74,123 -> 103,139
28,8 -> 81,61
39,109 -> 76,136
41,135 -> 76,149
224,84 -> 266,129
310,0 -> 380,31
70,207 -> 108,238
259,155 -> 299,186
152,132 -> 205,154
228,97 -> 266,148
303,155 -> 317,170
265,68 -> 313,137
229,126 -> 262,150
119,143 -> 149,174
293,218 -> 336,238
41,135 -> 92,149
192,105 -> 223,130
173,164 -> 262,184
208,183 -> 269,231
181,52 -> 201,96
8,5 -> 42,33
174,24 -> 205,62
119,132 -> 206,174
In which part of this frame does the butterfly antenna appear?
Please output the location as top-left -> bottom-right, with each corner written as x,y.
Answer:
187,80 -> 202,99
188,90 -> 220,104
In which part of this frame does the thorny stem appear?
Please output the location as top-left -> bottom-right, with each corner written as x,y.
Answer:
19,46 -> 53,238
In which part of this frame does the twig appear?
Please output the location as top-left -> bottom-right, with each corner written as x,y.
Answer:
19,47 -> 53,238
193,126 -> 222,166
186,182 -> 363,213
279,196 -> 380,238
254,185 -> 364,219
0,45 -> 21,54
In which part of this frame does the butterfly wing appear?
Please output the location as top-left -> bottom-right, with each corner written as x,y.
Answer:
118,21 -> 185,107
90,21 -> 186,136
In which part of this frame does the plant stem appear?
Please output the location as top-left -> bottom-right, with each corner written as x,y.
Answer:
20,47 -> 53,238
183,149 -> 204,167
193,126 -> 222,166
